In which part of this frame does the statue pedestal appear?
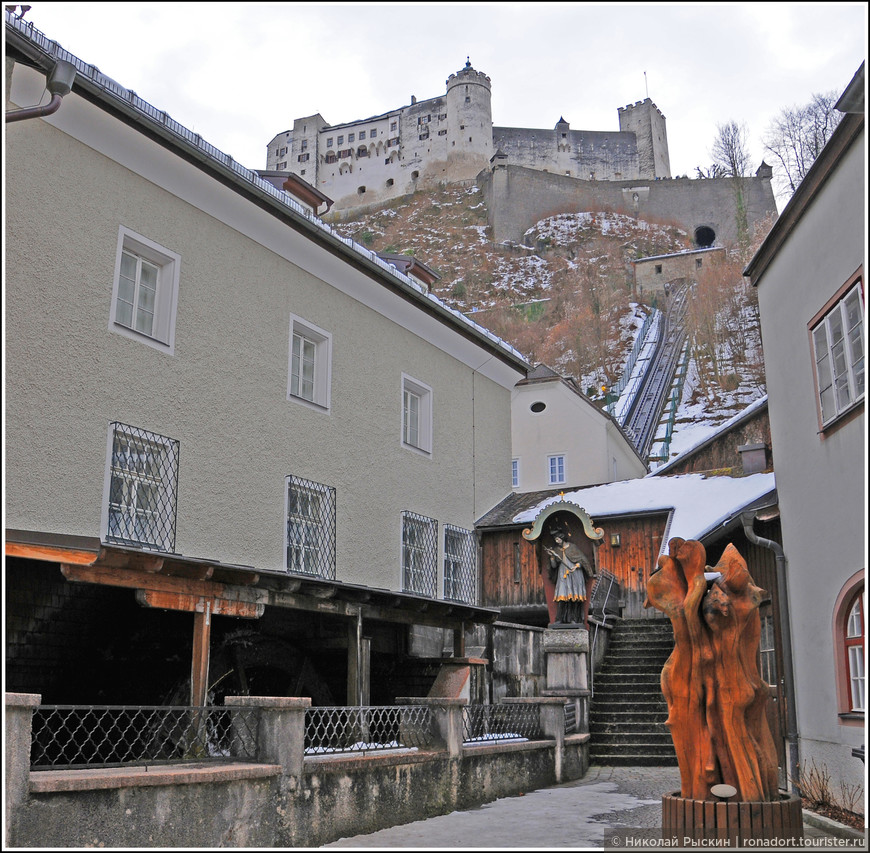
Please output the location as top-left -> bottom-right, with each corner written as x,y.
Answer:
542,627 -> 589,734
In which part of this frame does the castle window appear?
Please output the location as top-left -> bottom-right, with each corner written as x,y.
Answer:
338,149 -> 352,159
465,96 -> 470,103
696,258 -> 703,269
391,121 -> 397,131
279,147 -> 288,156
347,133 -> 354,143
438,114 -> 447,121
297,153 -> 309,162
277,162 -> 287,170
325,153 -> 336,164
438,130 -> 447,136
326,137 -> 333,147
419,132 -> 429,141
301,139 -> 308,151
337,135 -> 344,145
418,115 -> 430,125
357,146 -> 369,157
371,127 -> 378,136
359,131 -> 366,140
655,265 -> 663,275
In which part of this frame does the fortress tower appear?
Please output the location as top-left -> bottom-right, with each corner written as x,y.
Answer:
617,99 -> 671,179
445,59 -> 493,177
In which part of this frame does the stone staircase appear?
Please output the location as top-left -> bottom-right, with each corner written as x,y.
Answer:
589,618 -> 678,766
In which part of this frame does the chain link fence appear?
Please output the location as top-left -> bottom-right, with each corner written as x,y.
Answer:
30,705 -> 260,770
462,703 -> 543,744
305,705 -> 434,754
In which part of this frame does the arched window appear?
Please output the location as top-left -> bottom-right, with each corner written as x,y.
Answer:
845,592 -> 865,712
834,574 -> 865,719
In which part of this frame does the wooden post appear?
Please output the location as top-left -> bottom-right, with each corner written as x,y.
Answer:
346,611 -> 370,706
191,603 -> 212,707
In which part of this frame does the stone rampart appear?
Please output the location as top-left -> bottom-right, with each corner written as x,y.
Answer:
479,165 -> 777,247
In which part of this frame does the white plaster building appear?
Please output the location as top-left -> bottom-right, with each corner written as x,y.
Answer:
511,365 -> 648,492
5,14 -> 529,710
743,62 -> 865,803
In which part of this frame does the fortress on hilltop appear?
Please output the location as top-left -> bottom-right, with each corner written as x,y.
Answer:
266,60 -> 776,248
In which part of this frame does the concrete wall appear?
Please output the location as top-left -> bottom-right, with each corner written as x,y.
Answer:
633,247 -> 727,295
753,121 -> 865,802
6,694 -> 588,848
480,165 -> 777,247
5,61 -> 520,595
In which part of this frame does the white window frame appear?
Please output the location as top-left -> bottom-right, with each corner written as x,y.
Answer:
810,280 -> 864,428
401,374 -> 433,456
401,511 -> 438,597
109,227 -> 180,354
288,315 -> 332,413
511,458 -> 520,489
548,453 -> 566,485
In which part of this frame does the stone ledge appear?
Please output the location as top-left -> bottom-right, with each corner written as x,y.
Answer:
29,762 -> 280,793
801,808 -> 866,841
304,748 -> 444,772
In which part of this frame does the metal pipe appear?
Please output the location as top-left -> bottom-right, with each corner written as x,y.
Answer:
6,59 -> 76,123
741,510 -> 801,793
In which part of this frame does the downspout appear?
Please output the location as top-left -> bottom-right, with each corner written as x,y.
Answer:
5,59 -> 76,123
741,510 -> 801,793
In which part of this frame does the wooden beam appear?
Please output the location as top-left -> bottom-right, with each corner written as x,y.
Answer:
191,605 -> 211,707
60,563 -> 267,607
6,542 -> 98,565
135,589 -> 263,619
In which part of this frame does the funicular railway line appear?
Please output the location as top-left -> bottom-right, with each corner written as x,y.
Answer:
622,284 -> 689,460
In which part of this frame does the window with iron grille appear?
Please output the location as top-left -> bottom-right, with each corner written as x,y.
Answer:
285,476 -> 336,579
402,511 -> 437,597
811,280 -> 864,427
104,423 -> 179,552
444,525 -> 477,604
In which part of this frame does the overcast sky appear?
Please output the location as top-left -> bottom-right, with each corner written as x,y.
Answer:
10,2 -> 868,185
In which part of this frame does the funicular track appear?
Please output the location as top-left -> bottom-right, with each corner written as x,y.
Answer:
622,284 -> 689,460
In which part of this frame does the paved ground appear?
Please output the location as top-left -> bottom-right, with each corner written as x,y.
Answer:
322,765 -> 865,850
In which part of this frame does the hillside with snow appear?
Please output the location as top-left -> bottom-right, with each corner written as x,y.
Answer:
331,184 -> 770,467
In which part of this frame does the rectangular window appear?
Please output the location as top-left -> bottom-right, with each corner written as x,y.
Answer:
348,133 -> 355,143
402,374 -> 433,455
297,153 -> 309,162
444,525 -> 477,604
548,454 -> 566,485
110,227 -> 180,354
337,135 -> 344,145
811,281 -> 864,426
285,476 -> 336,579
511,459 -> 519,488
103,422 -> 179,552
277,161 -> 287,169
359,131 -> 366,140
288,315 -> 332,412
402,511 -> 437,597
326,137 -> 333,147
759,612 -> 777,687
390,122 -> 397,132
300,139 -> 308,151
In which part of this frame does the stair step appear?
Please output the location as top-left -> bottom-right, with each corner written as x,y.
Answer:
590,741 -> 677,756
587,754 -> 679,767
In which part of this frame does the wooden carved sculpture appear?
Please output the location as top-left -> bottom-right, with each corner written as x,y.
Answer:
645,538 -> 778,802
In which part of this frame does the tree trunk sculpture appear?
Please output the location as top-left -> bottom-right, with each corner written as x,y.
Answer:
645,538 -> 778,802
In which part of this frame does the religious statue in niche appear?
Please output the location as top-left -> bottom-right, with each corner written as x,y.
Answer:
645,537 -> 779,802
545,523 -> 597,625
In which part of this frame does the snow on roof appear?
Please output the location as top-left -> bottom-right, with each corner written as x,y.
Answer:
649,394 -> 769,476
512,472 -> 776,552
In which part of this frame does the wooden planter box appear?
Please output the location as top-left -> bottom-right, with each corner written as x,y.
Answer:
662,791 -> 803,845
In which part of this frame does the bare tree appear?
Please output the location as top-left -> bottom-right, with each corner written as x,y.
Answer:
763,90 -> 843,200
710,120 -> 752,178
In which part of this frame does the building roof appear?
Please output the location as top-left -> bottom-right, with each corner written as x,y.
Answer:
4,11 -> 529,378
650,395 -> 769,476
477,471 -> 776,553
